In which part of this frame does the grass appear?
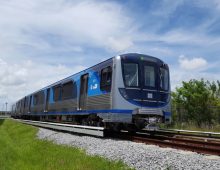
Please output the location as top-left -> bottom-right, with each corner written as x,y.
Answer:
165,123 -> 220,132
0,119 -> 132,170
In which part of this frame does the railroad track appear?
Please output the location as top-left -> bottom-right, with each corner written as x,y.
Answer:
153,128 -> 220,139
15,119 -> 220,156
111,131 -> 220,156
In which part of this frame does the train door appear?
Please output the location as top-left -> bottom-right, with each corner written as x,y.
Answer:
140,61 -> 158,107
79,74 -> 89,110
45,88 -> 50,112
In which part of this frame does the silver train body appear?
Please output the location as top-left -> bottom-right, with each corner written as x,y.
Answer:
12,53 -> 171,130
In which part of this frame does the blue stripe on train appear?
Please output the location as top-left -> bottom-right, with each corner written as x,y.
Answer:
164,112 -> 171,116
22,109 -> 133,116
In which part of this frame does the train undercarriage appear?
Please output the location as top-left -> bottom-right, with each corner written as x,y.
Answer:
14,113 -> 165,132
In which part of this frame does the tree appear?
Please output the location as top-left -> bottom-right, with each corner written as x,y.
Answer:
172,79 -> 220,127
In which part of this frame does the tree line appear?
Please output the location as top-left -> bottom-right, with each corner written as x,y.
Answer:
171,79 -> 220,129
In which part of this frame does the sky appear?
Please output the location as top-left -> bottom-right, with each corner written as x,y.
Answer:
0,0 -> 220,110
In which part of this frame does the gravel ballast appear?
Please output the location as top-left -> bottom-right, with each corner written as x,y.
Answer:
37,128 -> 220,170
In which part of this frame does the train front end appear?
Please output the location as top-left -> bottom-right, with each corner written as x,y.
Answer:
113,53 -> 171,130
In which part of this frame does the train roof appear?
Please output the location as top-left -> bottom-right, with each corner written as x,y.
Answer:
120,53 -> 166,64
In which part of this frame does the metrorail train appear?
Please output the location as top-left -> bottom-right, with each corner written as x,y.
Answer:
11,53 -> 171,131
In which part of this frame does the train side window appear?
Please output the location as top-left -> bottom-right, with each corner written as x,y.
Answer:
33,91 -> 44,105
160,67 -> 169,91
38,91 -> 45,105
29,95 -> 32,110
25,97 -> 29,109
18,101 -> 20,112
23,99 -> 25,111
53,85 -> 61,102
33,94 -> 38,105
19,101 -> 21,112
62,81 -> 77,100
100,66 -> 112,92
72,82 -> 77,99
23,99 -> 25,108
16,103 -> 18,112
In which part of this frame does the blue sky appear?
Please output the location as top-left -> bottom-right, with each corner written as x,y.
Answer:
0,0 -> 220,109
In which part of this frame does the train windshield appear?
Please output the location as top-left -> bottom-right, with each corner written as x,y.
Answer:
123,63 -> 139,87
144,65 -> 156,88
122,56 -> 169,90
160,67 -> 169,91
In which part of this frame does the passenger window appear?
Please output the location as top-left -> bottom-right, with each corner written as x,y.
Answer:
33,94 -> 38,105
54,85 -> 61,102
29,96 -> 32,110
25,97 -> 29,109
62,81 -> 77,100
39,91 -> 45,105
100,66 -> 112,92
33,91 -> 45,105
23,98 -> 26,109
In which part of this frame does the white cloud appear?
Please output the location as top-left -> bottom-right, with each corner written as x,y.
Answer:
107,37 -> 133,52
136,29 -> 220,48
0,57 -> 85,110
178,55 -> 207,70
0,0 -> 137,110
170,57 -> 220,91
0,0 -> 136,55
170,65 -> 220,91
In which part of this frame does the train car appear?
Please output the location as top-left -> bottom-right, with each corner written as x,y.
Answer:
13,53 -> 171,131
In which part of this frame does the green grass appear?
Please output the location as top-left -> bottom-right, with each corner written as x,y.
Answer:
0,119 -> 132,170
166,123 -> 220,132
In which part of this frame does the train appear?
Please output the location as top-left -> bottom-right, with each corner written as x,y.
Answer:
11,53 -> 171,131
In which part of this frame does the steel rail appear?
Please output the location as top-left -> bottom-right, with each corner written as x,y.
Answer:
16,119 -> 105,137
109,131 -> 220,156
157,128 -> 220,138
132,136 -> 220,156
136,132 -> 220,147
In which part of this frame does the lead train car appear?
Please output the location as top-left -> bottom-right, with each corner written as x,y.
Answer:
12,53 -> 171,130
